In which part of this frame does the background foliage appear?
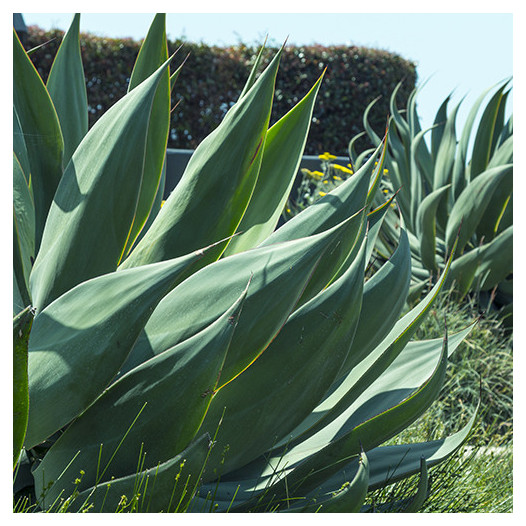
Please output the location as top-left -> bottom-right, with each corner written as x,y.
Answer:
25,25 -> 417,155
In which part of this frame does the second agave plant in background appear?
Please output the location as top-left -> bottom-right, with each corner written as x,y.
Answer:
348,81 -> 512,321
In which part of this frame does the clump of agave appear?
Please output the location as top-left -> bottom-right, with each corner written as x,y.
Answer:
348,82 -> 513,318
14,14 -> 477,512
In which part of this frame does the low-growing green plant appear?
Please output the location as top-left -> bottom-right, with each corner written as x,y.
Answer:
349,82 -> 513,317
14,14 -> 478,513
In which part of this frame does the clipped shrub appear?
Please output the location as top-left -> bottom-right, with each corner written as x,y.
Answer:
25,23 -> 416,155
14,14 -> 475,513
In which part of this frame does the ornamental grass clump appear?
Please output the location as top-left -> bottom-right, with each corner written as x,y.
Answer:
14,14 -> 477,513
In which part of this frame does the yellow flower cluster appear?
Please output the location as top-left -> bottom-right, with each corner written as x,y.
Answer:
331,163 -> 354,175
318,152 -> 338,161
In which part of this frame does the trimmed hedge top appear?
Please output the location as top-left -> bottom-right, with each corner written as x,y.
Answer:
25,26 -> 417,155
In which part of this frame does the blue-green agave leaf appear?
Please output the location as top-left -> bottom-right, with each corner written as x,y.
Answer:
46,13 -> 88,166
29,58 -> 172,312
25,249 -> 209,449
33,286 -> 248,503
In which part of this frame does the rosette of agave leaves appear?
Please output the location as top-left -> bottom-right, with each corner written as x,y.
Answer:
14,14 -> 477,513
349,80 -> 512,318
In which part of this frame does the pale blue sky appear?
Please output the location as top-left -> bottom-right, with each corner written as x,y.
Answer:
20,10 -> 514,137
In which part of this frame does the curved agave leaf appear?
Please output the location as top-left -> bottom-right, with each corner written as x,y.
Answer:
25,249 -> 209,449
29,58 -> 172,312
261,138 -> 385,248
46,13 -> 88,166
120,48 -> 283,272
228,331 -> 450,511
13,152 -> 35,311
348,130 -> 367,168
199,236 -> 368,477
224,71 -> 325,255
450,83 -> 503,200
476,138 -> 513,242
445,164 -> 513,254
475,225 -> 513,290
361,96 -> 383,147
121,215 -> 358,382
445,246 -> 483,298
282,243 -> 457,448
433,100 -> 461,191
416,184 -> 451,272
338,227 -> 411,377
283,452 -> 370,513
13,106 -> 31,187
13,306 -> 33,468
430,92 -> 452,159
238,37 -> 267,99
366,405 -> 478,491
121,13 -> 171,258
33,287 -> 248,504
470,82 -> 510,179
401,458 -> 429,512
389,82 -> 411,140
13,30 -> 64,250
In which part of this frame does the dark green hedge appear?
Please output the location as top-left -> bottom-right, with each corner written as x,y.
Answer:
25,26 -> 416,155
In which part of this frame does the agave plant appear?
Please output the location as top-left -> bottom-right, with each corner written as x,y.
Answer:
349,82 -> 513,318
13,14 -> 477,513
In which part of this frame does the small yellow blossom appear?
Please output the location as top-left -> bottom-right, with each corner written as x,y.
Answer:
332,175 -> 342,181
323,180 -> 329,184
161,200 -> 166,207
383,168 -> 389,175
319,152 -> 337,161
319,191 -> 327,196
331,163 -> 353,175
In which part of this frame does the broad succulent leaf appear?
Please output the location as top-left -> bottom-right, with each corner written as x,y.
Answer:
199,236 -> 368,476
121,13 -> 171,257
445,164 -> 512,254
120,48 -> 283,272
416,184 -> 451,272
46,13 -> 88,166
33,287 -> 249,503
469,82 -> 509,179
120,215 -> 359,380
29,58 -> 172,312
13,306 -> 33,468
13,152 -> 35,312
475,225 -> 513,290
25,250 -> 210,449
340,227 -> 411,375
13,30 -> 64,250
224,71 -> 325,255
